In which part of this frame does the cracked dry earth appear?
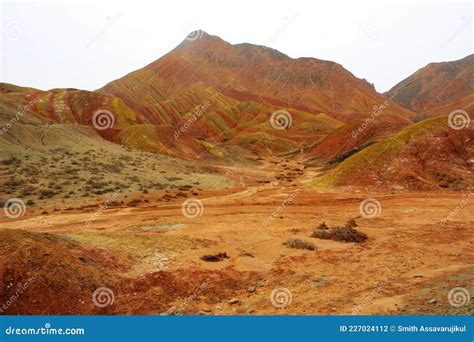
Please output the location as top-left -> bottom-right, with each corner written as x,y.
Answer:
0,159 -> 473,315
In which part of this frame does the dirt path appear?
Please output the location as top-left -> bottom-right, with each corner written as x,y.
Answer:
0,159 -> 473,315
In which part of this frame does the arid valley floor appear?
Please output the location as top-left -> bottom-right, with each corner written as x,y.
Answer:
1,157 -> 473,315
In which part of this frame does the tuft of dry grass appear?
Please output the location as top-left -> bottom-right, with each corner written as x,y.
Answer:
283,238 -> 316,250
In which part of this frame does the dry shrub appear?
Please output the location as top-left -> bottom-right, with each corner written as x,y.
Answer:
317,222 -> 329,230
311,219 -> 367,243
200,252 -> 229,262
311,230 -> 331,239
283,238 -> 316,251
330,225 -> 367,243
127,198 -> 141,207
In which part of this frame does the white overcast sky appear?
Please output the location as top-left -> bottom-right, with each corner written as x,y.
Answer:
0,0 -> 472,92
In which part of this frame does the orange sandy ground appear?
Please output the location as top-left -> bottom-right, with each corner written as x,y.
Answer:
0,159 -> 473,315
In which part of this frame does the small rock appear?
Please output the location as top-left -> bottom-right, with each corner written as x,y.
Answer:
257,279 -> 266,287
313,276 -> 330,288
413,274 -> 423,278
215,305 -> 222,310
228,298 -> 242,305
197,311 -> 210,315
247,285 -> 256,293
428,299 -> 437,304
209,296 -> 220,304
239,252 -> 255,258
246,307 -> 256,314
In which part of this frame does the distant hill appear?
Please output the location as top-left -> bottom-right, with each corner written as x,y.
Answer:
385,54 -> 474,118
315,116 -> 474,190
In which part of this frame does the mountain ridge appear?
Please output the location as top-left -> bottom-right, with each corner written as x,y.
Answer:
385,54 -> 474,116
101,31 -> 415,122
97,31 -> 417,157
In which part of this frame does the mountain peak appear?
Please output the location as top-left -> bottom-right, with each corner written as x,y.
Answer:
175,30 -> 230,53
184,29 -> 211,41
102,31 -> 416,138
178,30 -> 221,46
174,31 -> 295,65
